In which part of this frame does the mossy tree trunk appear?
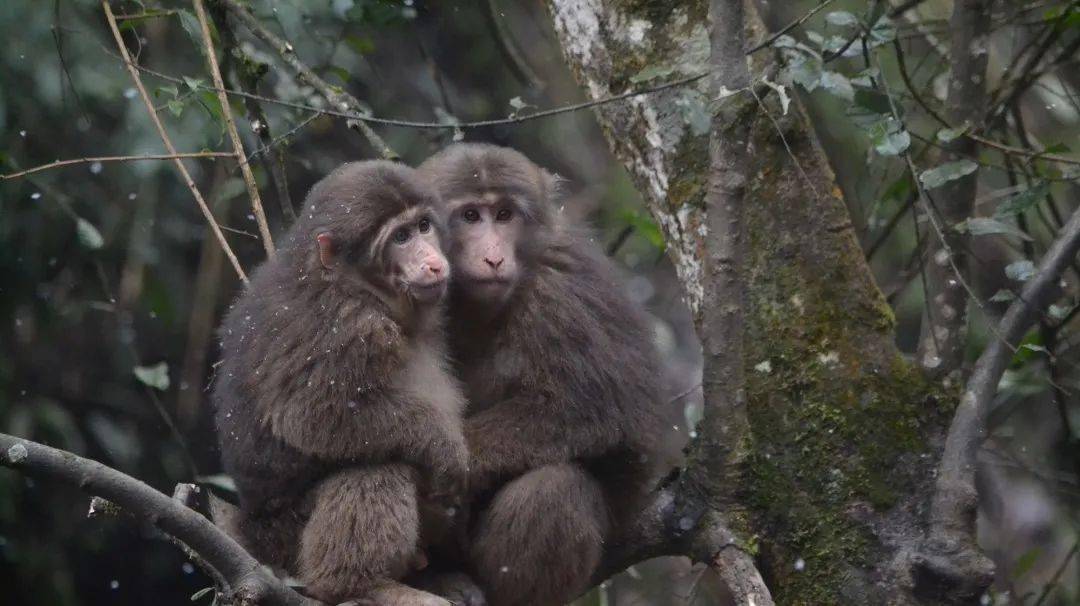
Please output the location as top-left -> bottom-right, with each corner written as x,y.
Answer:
546,1 -> 958,603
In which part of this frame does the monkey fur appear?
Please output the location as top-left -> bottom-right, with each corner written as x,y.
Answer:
213,161 -> 468,605
418,144 -> 665,606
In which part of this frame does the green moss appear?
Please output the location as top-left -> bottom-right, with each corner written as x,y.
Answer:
734,111 -> 955,603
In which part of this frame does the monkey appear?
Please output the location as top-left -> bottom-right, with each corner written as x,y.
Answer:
212,161 -> 471,606
417,144 -> 665,606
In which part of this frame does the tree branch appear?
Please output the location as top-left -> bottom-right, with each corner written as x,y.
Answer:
0,433 -> 315,606
0,152 -> 235,180
914,0 -> 992,379
102,0 -> 248,284
215,6 -> 297,225
193,0 -> 275,259
919,173 -> 1080,600
216,0 -> 397,160
669,0 -> 771,603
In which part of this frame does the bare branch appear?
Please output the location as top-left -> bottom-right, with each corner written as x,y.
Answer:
193,0 -> 275,258
102,0 -> 248,284
0,433 -> 316,606
482,0 -> 544,89
922,173 -> 1080,597
217,0 -> 397,160
914,0 -> 992,379
215,8 -> 297,225
0,152 -> 235,181
673,0 -> 772,603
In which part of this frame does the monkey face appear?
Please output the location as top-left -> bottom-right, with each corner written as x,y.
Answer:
384,214 -> 449,304
445,195 -> 524,305
315,207 -> 450,306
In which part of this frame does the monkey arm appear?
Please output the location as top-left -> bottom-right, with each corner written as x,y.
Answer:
464,395 -> 624,494
268,395 -> 468,495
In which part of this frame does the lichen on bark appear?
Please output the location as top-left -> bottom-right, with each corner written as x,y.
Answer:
546,1 -> 958,603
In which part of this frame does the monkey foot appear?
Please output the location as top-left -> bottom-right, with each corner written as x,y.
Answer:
365,581 -> 454,606
408,571 -> 487,606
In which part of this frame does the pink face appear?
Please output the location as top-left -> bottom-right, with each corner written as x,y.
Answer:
385,216 -> 449,303
447,196 -> 524,305
317,214 -> 449,304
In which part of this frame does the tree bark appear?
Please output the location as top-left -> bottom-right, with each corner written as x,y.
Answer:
545,1 -> 957,602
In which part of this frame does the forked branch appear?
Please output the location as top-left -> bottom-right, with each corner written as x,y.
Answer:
102,0 -> 248,283
193,0 -> 275,258
0,432 -> 314,606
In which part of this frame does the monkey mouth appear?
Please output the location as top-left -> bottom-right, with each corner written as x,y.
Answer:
409,279 -> 448,301
461,276 -> 512,286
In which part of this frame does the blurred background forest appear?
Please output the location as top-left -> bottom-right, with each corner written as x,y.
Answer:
0,0 -> 1078,604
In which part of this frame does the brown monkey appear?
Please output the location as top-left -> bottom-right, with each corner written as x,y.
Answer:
417,144 -> 664,606
213,161 -> 469,605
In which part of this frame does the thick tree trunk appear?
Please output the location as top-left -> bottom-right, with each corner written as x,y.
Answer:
546,1 -> 956,603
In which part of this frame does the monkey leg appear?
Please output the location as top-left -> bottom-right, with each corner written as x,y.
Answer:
298,463 -> 430,604
470,464 -> 609,606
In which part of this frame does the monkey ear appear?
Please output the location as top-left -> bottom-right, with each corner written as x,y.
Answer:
316,232 -> 337,269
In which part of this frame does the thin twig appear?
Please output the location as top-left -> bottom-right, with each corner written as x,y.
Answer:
102,0 -> 248,283
745,0 -> 836,54
0,152 -> 235,181
482,0 -> 543,88
216,8 -> 297,225
193,0 -> 274,258
218,0 -> 397,160
99,0 -> 836,136
1032,541 -> 1080,606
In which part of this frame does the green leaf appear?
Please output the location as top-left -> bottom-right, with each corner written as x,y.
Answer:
1005,260 -> 1035,282
155,84 -> 179,99
167,99 -> 185,117
825,11 -> 859,27
772,35 -> 800,49
936,125 -> 969,142
869,15 -> 897,46
786,55 -> 823,92
191,587 -> 214,602
134,362 -> 170,391
1012,548 -> 1041,579
182,76 -> 205,92
820,71 -> 855,101
850,67 -> 880,88
1049,304 -> 1072,320
618,210 -> 666,251
870,120 -> 910,156
345,35 -> 375,56
196,91 -> 224,122
177,9 -> 203,48
918,160 -> 978,189
327,66 -> 351,84
989,289 -> 1016,303
630,63 -> 677,84
76,218 -> 104,250
954,217 -> 1033,240
995,182 -> 1049,217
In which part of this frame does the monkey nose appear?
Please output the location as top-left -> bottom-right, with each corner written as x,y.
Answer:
483,256 -> 504,270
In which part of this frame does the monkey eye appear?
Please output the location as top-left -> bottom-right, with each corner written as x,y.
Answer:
462,209 -> 481,223
393,227 -> 411,244
495,208 -> 513,222
417,217 -> 432,233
